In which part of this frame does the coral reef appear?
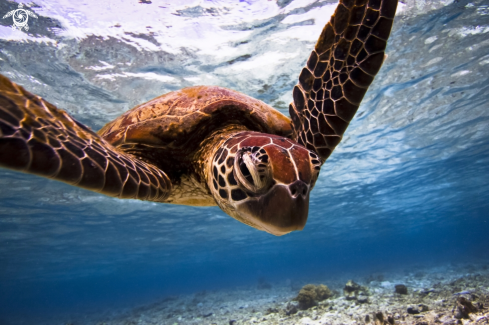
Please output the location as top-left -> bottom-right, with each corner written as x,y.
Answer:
294,284 -> 334,310
315,284 -> 333,301
295,284 -> 318,310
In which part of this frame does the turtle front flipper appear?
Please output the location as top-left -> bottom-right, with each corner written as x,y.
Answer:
0,74 -> 172,202
289,0 -> 398,162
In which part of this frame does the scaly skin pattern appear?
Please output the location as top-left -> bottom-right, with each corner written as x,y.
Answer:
290,0 -> 398,162
203,130 -> 322,236
0,74 -> 172,201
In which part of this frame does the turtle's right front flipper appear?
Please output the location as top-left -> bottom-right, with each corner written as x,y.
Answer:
0,74 -> 172,202
289,0 -> 398,162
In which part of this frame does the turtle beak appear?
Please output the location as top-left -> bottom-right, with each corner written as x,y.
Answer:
238,181 -> 310,236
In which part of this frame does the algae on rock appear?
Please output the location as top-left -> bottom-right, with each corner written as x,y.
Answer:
293,284 -> 333,310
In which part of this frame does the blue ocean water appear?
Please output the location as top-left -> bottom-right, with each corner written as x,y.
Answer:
0,0 -> 488,324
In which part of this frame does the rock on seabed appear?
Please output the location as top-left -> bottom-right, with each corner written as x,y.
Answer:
41,262 -> 489,325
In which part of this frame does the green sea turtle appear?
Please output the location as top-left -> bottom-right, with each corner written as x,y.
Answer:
0,0 -> 398,235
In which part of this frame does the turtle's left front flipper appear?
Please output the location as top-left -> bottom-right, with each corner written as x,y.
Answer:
290,0 -> 398,162
0,74 -> 172,202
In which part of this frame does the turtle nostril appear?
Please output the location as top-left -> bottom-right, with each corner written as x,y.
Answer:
290,180 -> 308,198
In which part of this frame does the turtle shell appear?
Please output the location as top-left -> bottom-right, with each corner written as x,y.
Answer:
98,86 -> 292,179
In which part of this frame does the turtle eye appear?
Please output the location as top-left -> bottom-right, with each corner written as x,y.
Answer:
234,147 -> 272,193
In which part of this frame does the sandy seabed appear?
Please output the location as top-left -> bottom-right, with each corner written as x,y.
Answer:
64,262 -> 489,325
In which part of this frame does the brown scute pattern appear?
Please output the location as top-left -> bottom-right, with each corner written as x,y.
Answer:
98,86 -> 293,155
289,0 -> 398,162
0,74 -> 171,202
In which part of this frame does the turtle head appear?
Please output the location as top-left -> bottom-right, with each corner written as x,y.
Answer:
208,132 -> 322,236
